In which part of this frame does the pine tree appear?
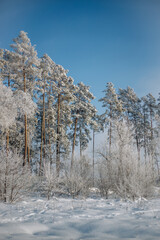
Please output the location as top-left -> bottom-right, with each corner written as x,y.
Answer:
52,64 -> 75,176
119,86 -> 143,161
99,82 -> 123,154
70,82 -> 96,166
10,31 -> 39,165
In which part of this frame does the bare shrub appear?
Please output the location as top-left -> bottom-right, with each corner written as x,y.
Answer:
0,150 -> 31,202
63,157 -> 92,198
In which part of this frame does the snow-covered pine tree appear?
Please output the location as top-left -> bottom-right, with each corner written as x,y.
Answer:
37,54 -> 56,174
141,96 -> 151,162
10,31 -> 39,165
141,94 -> 157,172
118,86 -> 143,161
51,64 -> 75,176
70,82 -> 96,165
99,82 -> 123,154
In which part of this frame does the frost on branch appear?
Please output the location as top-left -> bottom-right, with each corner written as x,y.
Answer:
15,90 -> 37,116
0,82 -> 17,129
63,157 -> 91,198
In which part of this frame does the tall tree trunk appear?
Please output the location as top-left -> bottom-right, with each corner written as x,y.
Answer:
143,109 -> 147,164
27,128 -> 30,165
48,82 -> 52,164
109,105 -> 112,155
6,130 -> 9,153
56,93 -> 61,177
80,127 -> 82,158
71,117 -> 78,170
24,114 -> 28,165
93,129 -> 95,187
39,77 -> 46,175
23,69 -> 28,165
6,76 -> 10,153
39,115 -> 43,175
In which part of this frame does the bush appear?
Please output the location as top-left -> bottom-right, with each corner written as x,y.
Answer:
0,150 -> 31,203
98,120 -> 154,200
63,157 -> 92,198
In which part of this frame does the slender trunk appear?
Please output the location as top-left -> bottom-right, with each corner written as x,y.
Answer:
4,157 -> 8,202
39,76 -> 46,175
6,130 -> 9,153
39,115 -> 43,175
48,82 -> 52,164
93,129 -> 95,187
71,117 -> 78,170
143,109 -> 147,164
23,69 -> 28,165
6,76 -> 10,153
24,113 -> 28,165
150,110 -> 153,140
27,129 -> 30,165
109,106 -> 112,155
56,93 -> 61,177
134,117 -> 140,163
150,109 -> 154,177
79,127 -> 82,158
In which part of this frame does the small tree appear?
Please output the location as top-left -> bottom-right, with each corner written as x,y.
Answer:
39,162 -> 58,200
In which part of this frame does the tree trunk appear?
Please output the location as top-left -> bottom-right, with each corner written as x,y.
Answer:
80,127 -> 82,158
39,77 -> 46,175
27,129 -> 30,165
24,113 -> 28,165
143,109 -> 147,164
48,82 -> 52,164
6,130 -> 9,153
23,69 -> 28,165
71,117 -> 78,170
109,105 -> 112,155
93,129 -> 95,187
56,93 -> 61,177
39,115 -> 43,175
6,76 -> 10,153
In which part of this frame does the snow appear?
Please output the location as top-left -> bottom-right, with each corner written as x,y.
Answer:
0,197 -> 160,239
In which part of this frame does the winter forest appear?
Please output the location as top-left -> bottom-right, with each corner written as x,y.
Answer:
0,31 -> 160,203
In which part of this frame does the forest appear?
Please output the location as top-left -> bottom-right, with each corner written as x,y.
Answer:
0,31 -> 160,203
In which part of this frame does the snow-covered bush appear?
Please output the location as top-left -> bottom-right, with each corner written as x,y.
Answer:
98,120 -> 154,200
63,157 -> 92,198
0,150 -> 31,203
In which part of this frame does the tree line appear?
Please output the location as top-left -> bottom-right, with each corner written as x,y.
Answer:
0,31 -> 160,202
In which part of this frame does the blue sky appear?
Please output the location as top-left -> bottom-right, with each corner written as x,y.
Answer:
1,0 -> 160,113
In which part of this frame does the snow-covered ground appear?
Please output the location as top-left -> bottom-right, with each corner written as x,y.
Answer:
0,196 -> 160,240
